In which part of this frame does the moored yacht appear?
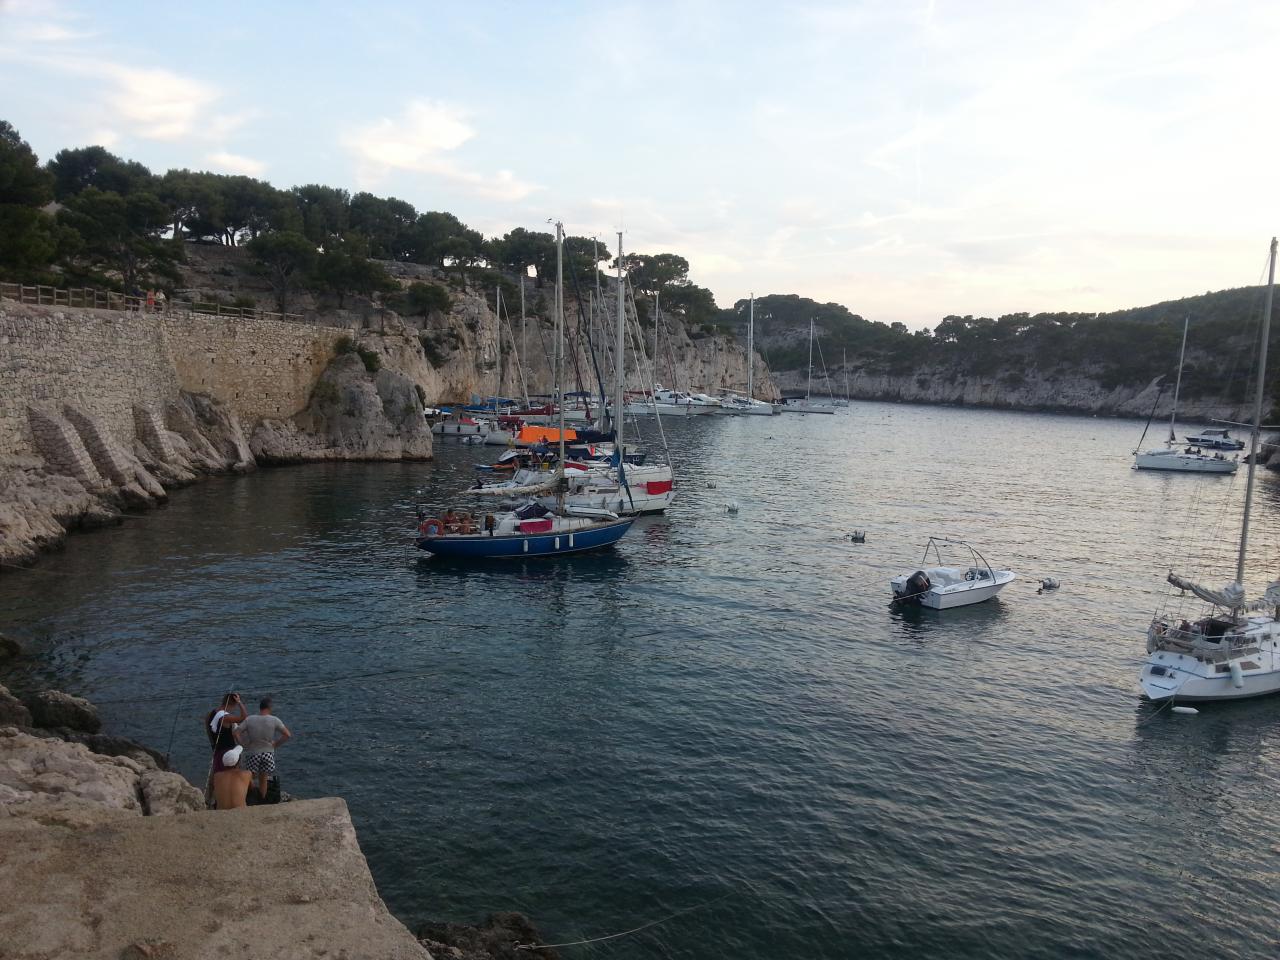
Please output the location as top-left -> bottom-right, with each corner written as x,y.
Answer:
1139,237 -> 1280,702
1132,316 -> 1239,474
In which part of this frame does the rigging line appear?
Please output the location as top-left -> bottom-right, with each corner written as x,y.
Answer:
513,891 -> 734,952
164,672 -> 189,763
1133,697 -> 1174,728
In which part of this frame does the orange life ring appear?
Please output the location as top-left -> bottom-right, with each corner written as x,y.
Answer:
418,518 -> 443,537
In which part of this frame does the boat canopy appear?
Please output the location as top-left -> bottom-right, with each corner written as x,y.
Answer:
518,425 -> 577,445
1167,572 -> 1280,610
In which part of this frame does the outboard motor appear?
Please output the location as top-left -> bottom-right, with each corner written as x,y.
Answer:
899,570 -> 931,604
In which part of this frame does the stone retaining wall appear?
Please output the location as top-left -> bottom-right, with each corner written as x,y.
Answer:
0,301 -> 349,458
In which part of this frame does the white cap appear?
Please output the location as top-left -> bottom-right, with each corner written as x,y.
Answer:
222,746 -> 243,767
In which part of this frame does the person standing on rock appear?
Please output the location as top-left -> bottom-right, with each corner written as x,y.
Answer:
236,696 -> 291,801
206,692 -> 250,809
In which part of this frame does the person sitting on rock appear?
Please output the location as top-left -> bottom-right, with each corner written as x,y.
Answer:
205,692 -> 250,809
236,696 -> 292,801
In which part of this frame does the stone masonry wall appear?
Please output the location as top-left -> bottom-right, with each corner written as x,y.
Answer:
0,302 -> 349,458
0,303 -> 179,458
165,314 -> 348,422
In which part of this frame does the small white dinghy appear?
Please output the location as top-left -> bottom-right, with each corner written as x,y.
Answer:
890,537 -> 1016,609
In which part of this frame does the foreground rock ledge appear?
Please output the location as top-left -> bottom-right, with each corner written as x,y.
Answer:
0,796 -> 430,960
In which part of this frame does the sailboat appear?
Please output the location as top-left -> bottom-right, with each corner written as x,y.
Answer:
720,295 -> 778,415
415,222 -> 635,557
1132,315 -> 1238,474
1139,237 -> 1280,701
471,233 -> 677,515
832,348 -> 851,407
781,319 -> 836,414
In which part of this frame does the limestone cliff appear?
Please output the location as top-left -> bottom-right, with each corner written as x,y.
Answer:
771,360 -> 1255,421
380,260 -> 779,403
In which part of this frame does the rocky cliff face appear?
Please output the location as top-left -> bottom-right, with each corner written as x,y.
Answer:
379,261 -> 779,403
771,361 -> 1254,421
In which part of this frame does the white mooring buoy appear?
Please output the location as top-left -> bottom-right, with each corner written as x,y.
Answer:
1172,706 -> 1199,715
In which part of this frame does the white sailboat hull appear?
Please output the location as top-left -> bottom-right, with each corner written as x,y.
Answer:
1141,624 -> 1280,702
1133,449 -> 1237,473
624,402 -> 717,417
780,403 -> 836,414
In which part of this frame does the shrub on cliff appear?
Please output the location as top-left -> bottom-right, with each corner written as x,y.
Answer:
248,230 -> 316,314
313,247 -> 396,308
403,281 -> 452,317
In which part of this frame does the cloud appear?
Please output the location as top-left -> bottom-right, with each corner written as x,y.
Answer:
99,65 -> 219,141
344,99 -> 539,201
205,151 -> 266,176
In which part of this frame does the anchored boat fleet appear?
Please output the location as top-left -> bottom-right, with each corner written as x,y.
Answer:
412,230 -> 1280,706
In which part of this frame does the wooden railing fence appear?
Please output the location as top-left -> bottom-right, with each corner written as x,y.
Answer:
0,282 -> 303,324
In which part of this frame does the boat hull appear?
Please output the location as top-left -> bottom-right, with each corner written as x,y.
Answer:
1140,641 -> 1280,702
1133,450 -> 1237,473
890,568 -> 1016,609
417,517 -> 635,558
624,402 -> 717,417
780,404 -> 836,414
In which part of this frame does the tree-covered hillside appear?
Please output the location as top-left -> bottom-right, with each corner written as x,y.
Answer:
726,287 -> 1276,402
0,121 -> 720,326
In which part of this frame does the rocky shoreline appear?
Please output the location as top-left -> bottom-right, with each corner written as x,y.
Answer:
0,634 -> 556,960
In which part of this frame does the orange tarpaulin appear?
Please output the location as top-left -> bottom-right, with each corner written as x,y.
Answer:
517,425 -> 578,445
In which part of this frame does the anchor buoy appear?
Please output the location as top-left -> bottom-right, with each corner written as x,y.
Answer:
418,518 -> 444,537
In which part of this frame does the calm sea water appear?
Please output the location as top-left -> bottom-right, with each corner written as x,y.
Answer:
4,402 -> 1280,959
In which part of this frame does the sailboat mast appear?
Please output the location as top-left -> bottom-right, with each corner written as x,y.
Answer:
747,295 -> 755,401
495,285 -> 503,413
1236,236 -> 1277,587
654,291 -> 661,389
555,222 -> 566,506
519,274 -> 527,400
806,318 -> 815,401
1168,315 -> 1188,443
615,232 -> 626,456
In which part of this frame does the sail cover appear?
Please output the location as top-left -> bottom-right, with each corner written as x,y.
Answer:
1167,573 -> 1244,608
1167,574 -> 1280,610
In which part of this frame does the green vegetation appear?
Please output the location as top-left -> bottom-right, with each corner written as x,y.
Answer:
355,346 -> 381,374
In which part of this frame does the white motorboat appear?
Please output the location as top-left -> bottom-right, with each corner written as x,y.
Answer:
1139,237 -> 1280,703
1132,316 -> 1239,474
890,537 -> 1016,609
432,415 -> 493,439
1184,428 -> 1245,450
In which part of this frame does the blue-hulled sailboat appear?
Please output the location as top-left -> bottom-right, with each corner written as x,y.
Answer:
416,221 -> 636,559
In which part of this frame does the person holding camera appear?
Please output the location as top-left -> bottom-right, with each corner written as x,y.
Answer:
205,691 -> 251,809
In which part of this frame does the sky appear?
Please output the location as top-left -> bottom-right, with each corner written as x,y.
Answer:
1,0 -> 1277,328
